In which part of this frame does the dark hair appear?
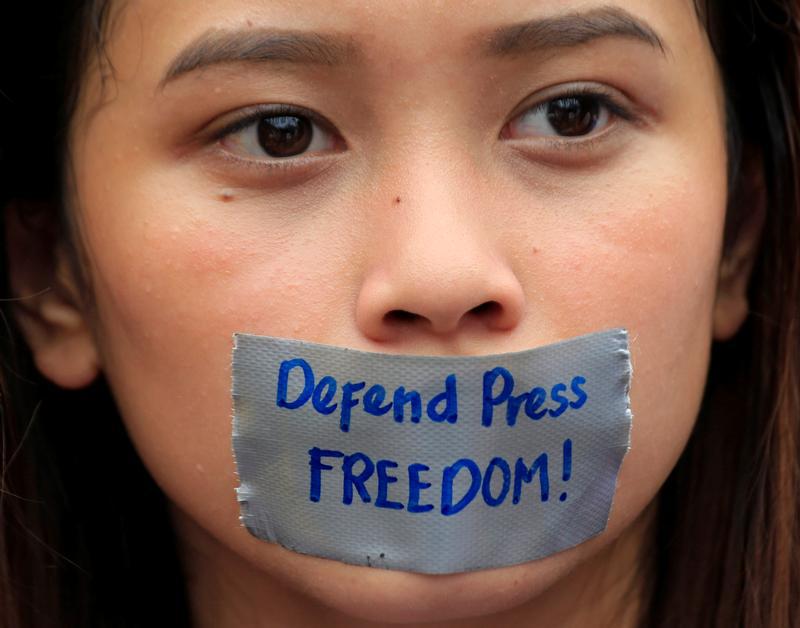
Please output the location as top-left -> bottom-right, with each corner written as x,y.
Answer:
1,1 -> 798,627
0,5 -> 192,627
649,2 -> 800,626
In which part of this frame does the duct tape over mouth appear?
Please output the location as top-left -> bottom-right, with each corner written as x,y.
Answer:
231,328 -> 632,574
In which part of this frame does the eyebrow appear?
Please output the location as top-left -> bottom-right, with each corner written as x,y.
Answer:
160,6 -> 666,87
160,29 -> 358,86
485,6 -> 667,56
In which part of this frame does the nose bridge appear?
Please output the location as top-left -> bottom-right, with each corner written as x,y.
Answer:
398,151 -> 481,262
355,152 -> 525,341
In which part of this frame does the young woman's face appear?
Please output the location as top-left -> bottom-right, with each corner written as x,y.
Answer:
41,0 -> 746,623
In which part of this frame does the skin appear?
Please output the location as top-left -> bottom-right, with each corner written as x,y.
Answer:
10,0 -> 764,626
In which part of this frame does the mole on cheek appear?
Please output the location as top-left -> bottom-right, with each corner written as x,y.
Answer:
218,189 -> 235,203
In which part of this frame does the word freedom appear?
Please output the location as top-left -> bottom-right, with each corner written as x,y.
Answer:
308,441 -> 573,516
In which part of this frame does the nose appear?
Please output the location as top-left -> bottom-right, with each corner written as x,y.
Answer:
355,175 -> 525,342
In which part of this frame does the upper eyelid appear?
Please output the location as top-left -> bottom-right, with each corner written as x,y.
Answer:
525,93 -> 634,126
506,82 -> 642,126
501,87 -> 640,147
209,104 -> 337,143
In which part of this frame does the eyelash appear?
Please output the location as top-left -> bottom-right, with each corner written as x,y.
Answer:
208,103 -> 342,173
534,87 -> 635,121
211,104 -> 327,142
209,85 -> 638,167
502,86 -> 638,145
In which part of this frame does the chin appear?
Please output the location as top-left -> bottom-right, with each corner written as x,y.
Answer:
246,534 -> 593,625
172,490 -> 650,625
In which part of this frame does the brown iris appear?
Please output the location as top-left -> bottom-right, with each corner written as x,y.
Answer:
257,115 -> 313,157
546,97 -> 601,137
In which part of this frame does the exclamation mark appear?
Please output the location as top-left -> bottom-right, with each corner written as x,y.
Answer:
559,438 -> 572,502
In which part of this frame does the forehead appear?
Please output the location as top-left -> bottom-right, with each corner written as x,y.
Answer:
95,0 -> 703,81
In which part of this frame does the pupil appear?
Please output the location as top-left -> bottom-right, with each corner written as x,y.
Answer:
546,97 -> 600,137
257,115 -> 313,157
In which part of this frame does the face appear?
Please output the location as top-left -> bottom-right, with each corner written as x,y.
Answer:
19,0 -> 749,624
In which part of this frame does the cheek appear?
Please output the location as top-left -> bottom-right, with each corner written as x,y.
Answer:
77,178 -> 371,529
510,161 -> 726,521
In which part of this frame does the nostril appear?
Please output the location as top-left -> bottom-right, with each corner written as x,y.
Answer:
384,309 -> 424,325
469,301 -> 502,318
384,302 -> 504,328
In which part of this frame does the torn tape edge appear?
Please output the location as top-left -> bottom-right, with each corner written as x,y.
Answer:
232,327 -> 630,364
231,332 -> 277,542
602,329 -> 634,528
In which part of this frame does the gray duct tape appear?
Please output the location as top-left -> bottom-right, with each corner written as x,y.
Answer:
232,328 -> 632,574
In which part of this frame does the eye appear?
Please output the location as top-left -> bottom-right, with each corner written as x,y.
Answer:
218,107 -> 340,160
504,92 -> 623,140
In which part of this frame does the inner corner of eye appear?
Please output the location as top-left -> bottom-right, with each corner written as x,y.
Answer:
499,120 -> 516,140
